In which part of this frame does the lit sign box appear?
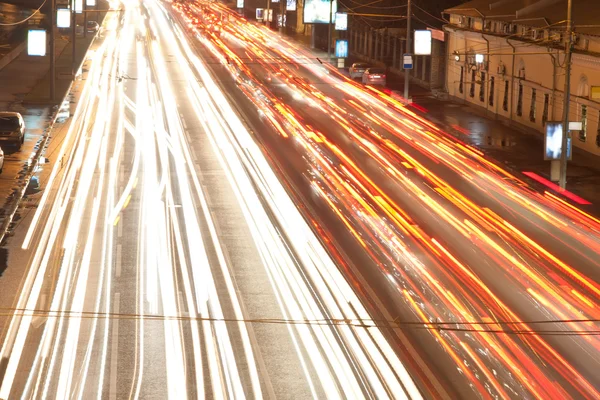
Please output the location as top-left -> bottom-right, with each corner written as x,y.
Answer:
569,121 -> 582,131
545,122 -> 572,160
236,0 -> 243,7
28,29 -> 47,56
256,8 -> 264,20
414,30 -> 431,55
272,0 -> 279,3
57,8 -> 71,28
303,0 -> 337,24
335,12 -> 347,30
335,39 -> 348,58
74,0 -> 83,13
268,9 -> 273,22
86,0 -> 96,6
287,0 -> 297,11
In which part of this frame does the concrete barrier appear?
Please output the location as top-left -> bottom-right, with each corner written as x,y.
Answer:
0,41 -> 26,73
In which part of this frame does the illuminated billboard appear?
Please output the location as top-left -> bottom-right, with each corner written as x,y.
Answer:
28,30 -> 47,56
74,0 -> 83,13
236,0 -> 243,8
335,39 -> 348,58
57,8 -> 71,28
86,0 -> 96,6
256,8 -> 264,20
544,122 -> 572,160
303,0 -> 337,24
286,0 -> 296,11
414,30 -> 432,55
335,12 -> 347,30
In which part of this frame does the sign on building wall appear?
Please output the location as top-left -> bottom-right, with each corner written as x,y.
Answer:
303,0 -> 337,24
414,30 -> 432,55
544,122 -> 572,160
28,29 -> 47,56
335,12 -> 347,30
427,28 -> 444,42
287,0 -> 297,11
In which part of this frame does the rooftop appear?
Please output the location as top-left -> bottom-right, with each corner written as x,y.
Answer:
444,0 -> 600,35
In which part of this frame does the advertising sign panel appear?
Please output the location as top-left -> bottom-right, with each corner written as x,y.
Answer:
303,0 -> 337,24
256,8 -> 264,20
236,0 -> 243,8
28,30 -> 47,56
335,39 -> 348,58
286,0 -> 297,11
57,8 -> 71,28
335,12 -> 347,30
545,122 -> 572,160
414,30 -> 432,55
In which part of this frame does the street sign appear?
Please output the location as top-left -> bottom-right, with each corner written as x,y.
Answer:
403,54 -> 413,70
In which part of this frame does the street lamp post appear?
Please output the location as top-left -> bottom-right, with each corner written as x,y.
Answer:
559,0 -> 573,189
327,0 -> 332,63
403,0 -> 412,100
266,0 -> 271,28
50,0 -> 56,100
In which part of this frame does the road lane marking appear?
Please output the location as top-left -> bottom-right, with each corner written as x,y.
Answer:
109,293 -> 120,400
115,244 -> 122,278
117,217 -> 123,237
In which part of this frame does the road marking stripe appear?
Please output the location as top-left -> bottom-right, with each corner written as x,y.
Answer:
109,293 -> 120,400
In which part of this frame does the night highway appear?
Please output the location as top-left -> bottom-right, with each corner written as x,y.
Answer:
0,2 -> 419,399
166,1 -> 600,398
0,0 -> 599,399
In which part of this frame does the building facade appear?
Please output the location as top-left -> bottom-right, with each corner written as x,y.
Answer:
444,0 -> 600,156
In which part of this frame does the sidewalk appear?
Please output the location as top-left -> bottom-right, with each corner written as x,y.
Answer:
0,16 -> 105,244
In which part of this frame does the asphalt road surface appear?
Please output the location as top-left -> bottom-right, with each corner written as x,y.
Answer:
0,2 -> 420,399
165,2 -> 600,399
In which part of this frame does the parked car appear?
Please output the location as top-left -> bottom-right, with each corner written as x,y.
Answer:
362,67 -> 387,86
0,146 -> 4,174
349,62 -> 369,79
87,21 -> 100,33
0,111 -> 25,149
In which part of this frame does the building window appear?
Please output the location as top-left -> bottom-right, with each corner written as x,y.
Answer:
470,70 -> 476,98
479,72 -> 486,102
489,76 -> 495,106
503,81 -> 509,111
516,83 -> 523,116
579,105 -> 587,141
529,88 -> 537,122
459,66 -> 464,94
542,93 -> 549,125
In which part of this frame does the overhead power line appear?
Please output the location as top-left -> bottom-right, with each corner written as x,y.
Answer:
0,307 -> 598,336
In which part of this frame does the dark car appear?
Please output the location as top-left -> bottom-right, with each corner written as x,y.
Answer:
0,112 -> 25,149
362,67 -> 387,86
